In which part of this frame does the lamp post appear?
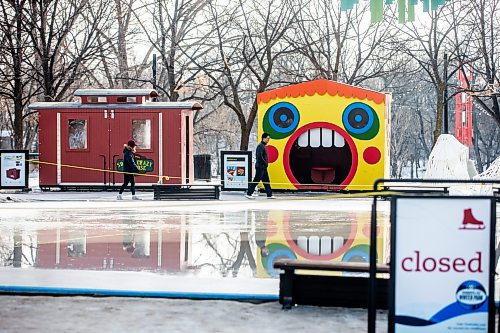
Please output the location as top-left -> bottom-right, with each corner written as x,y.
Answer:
443,53 -> 449,134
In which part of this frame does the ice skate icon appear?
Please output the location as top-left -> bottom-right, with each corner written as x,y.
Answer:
459,208 -> 485,230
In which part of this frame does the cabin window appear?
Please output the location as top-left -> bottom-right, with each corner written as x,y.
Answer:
132,119 -> 151,149
87,96 -> 107,103
117,96 -> 137,103
68,119 -> 87,149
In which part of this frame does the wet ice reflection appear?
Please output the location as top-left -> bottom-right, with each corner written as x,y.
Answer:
0,208 -> 390,281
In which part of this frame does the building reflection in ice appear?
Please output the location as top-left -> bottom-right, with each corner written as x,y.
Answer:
0,209 -> 390,279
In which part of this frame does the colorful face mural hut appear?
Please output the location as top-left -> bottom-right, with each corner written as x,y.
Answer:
29,89 -> 202,189
257,79 -> 391,191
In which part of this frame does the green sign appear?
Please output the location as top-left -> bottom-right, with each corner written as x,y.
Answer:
116,158 -> 154,173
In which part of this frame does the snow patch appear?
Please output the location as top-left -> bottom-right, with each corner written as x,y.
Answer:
424,134 -> 471,180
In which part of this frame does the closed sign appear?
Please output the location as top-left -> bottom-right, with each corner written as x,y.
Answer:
391,197 -> 495,333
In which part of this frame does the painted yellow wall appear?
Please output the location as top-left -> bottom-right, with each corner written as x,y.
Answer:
258,89 -> 388,191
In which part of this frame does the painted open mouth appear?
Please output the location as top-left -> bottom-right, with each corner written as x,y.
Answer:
284,122 -> 358,189
282,211 -> 356,260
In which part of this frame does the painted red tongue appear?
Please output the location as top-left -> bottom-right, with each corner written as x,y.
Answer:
311,167 -> 335,184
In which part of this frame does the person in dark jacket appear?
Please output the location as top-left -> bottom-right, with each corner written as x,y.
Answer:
245,133 -> 275,199
117,140 -> 141,200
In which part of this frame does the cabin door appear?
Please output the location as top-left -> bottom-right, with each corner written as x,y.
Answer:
109,111 -> 160,185
60,111 -> 109,184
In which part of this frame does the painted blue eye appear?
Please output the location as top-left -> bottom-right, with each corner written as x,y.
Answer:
263,102 -> 300,139
342,102 -> 379,140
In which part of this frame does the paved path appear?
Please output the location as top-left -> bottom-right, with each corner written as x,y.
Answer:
0,296 -> 389,333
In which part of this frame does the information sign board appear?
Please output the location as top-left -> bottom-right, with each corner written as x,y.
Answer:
221,151 -> 252,190
0,150 -> 29,189
390,197 -> 495,333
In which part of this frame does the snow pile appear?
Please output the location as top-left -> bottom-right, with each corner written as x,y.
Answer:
475,156 -> 500,180
466,156 -> 500,195
423,134 -> 479,195
424,134 -> 471,180
423,135 -> 500,195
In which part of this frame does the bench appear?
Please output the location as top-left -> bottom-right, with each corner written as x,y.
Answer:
273,259 -> 390,310
153,184 -> 221,200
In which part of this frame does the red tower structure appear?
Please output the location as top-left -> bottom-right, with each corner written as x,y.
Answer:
455,66 -> 473,147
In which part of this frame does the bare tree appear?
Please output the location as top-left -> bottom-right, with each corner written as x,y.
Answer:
389,76 -> 434,177
291,0 -> 401,86
442,0 -> 500,171
457,0 -> 500,127
89,0 -> 153,89
187,0 -> 297,150
133,0 -> 207,101
391,0 -> 469,146
24,0 -> 113,101
0,0 -> 40,149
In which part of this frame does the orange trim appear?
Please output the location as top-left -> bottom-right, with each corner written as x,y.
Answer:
257,79 -> 386,105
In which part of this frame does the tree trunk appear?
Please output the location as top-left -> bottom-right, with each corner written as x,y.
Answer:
13,100 -> 24,149
472,111 -> 483,173
13,0 -> 24,149
433,83 -> 445,146
391,155 -> 398,178
240,125 -> 251,151
13,232 -> 22,268
116,0 -> 130,88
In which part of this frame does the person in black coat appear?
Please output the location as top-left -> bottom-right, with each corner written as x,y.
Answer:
245,133 -> 275,199
117,140 -> 141,200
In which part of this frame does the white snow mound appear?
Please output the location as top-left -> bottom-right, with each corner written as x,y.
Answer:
467,156 -> 500,195
424,134 -> 471,179
475,156 -> 500,180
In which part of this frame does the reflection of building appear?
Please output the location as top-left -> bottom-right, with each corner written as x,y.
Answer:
257,80 -> 391,191
256,210 -> 389,278
36,218 -> 191,272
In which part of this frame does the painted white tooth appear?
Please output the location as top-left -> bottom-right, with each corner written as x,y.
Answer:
297,236 -> 308,252
320,236 -> 332,255
333,236 -> 344,251
321,128 -> 332,147
334,131 -> 345,147
298,131 -> 309,147
308,236 -> 320,255
310,128 -> 321,148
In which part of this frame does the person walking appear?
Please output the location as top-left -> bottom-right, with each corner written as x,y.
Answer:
117,140 -> 141,200
245,133 -> 275,199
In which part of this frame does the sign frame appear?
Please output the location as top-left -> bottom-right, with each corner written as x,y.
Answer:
0,150 -> 29,190
389,195 -> 496,333
220,150 -> 252,191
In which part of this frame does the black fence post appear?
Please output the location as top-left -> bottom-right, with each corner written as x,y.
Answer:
368,184 -> 379,333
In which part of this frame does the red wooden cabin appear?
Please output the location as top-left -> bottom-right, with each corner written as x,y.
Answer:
29,89 -> 202,189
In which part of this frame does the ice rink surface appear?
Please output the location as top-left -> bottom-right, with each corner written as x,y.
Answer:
0,189 -> 498,332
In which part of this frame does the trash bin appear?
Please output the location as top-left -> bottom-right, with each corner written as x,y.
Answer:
194,154 -> 211,180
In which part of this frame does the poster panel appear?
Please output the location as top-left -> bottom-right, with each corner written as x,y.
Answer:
0,150 -> 29,189
391,197 -> 495,333
221,151 -> 252,190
